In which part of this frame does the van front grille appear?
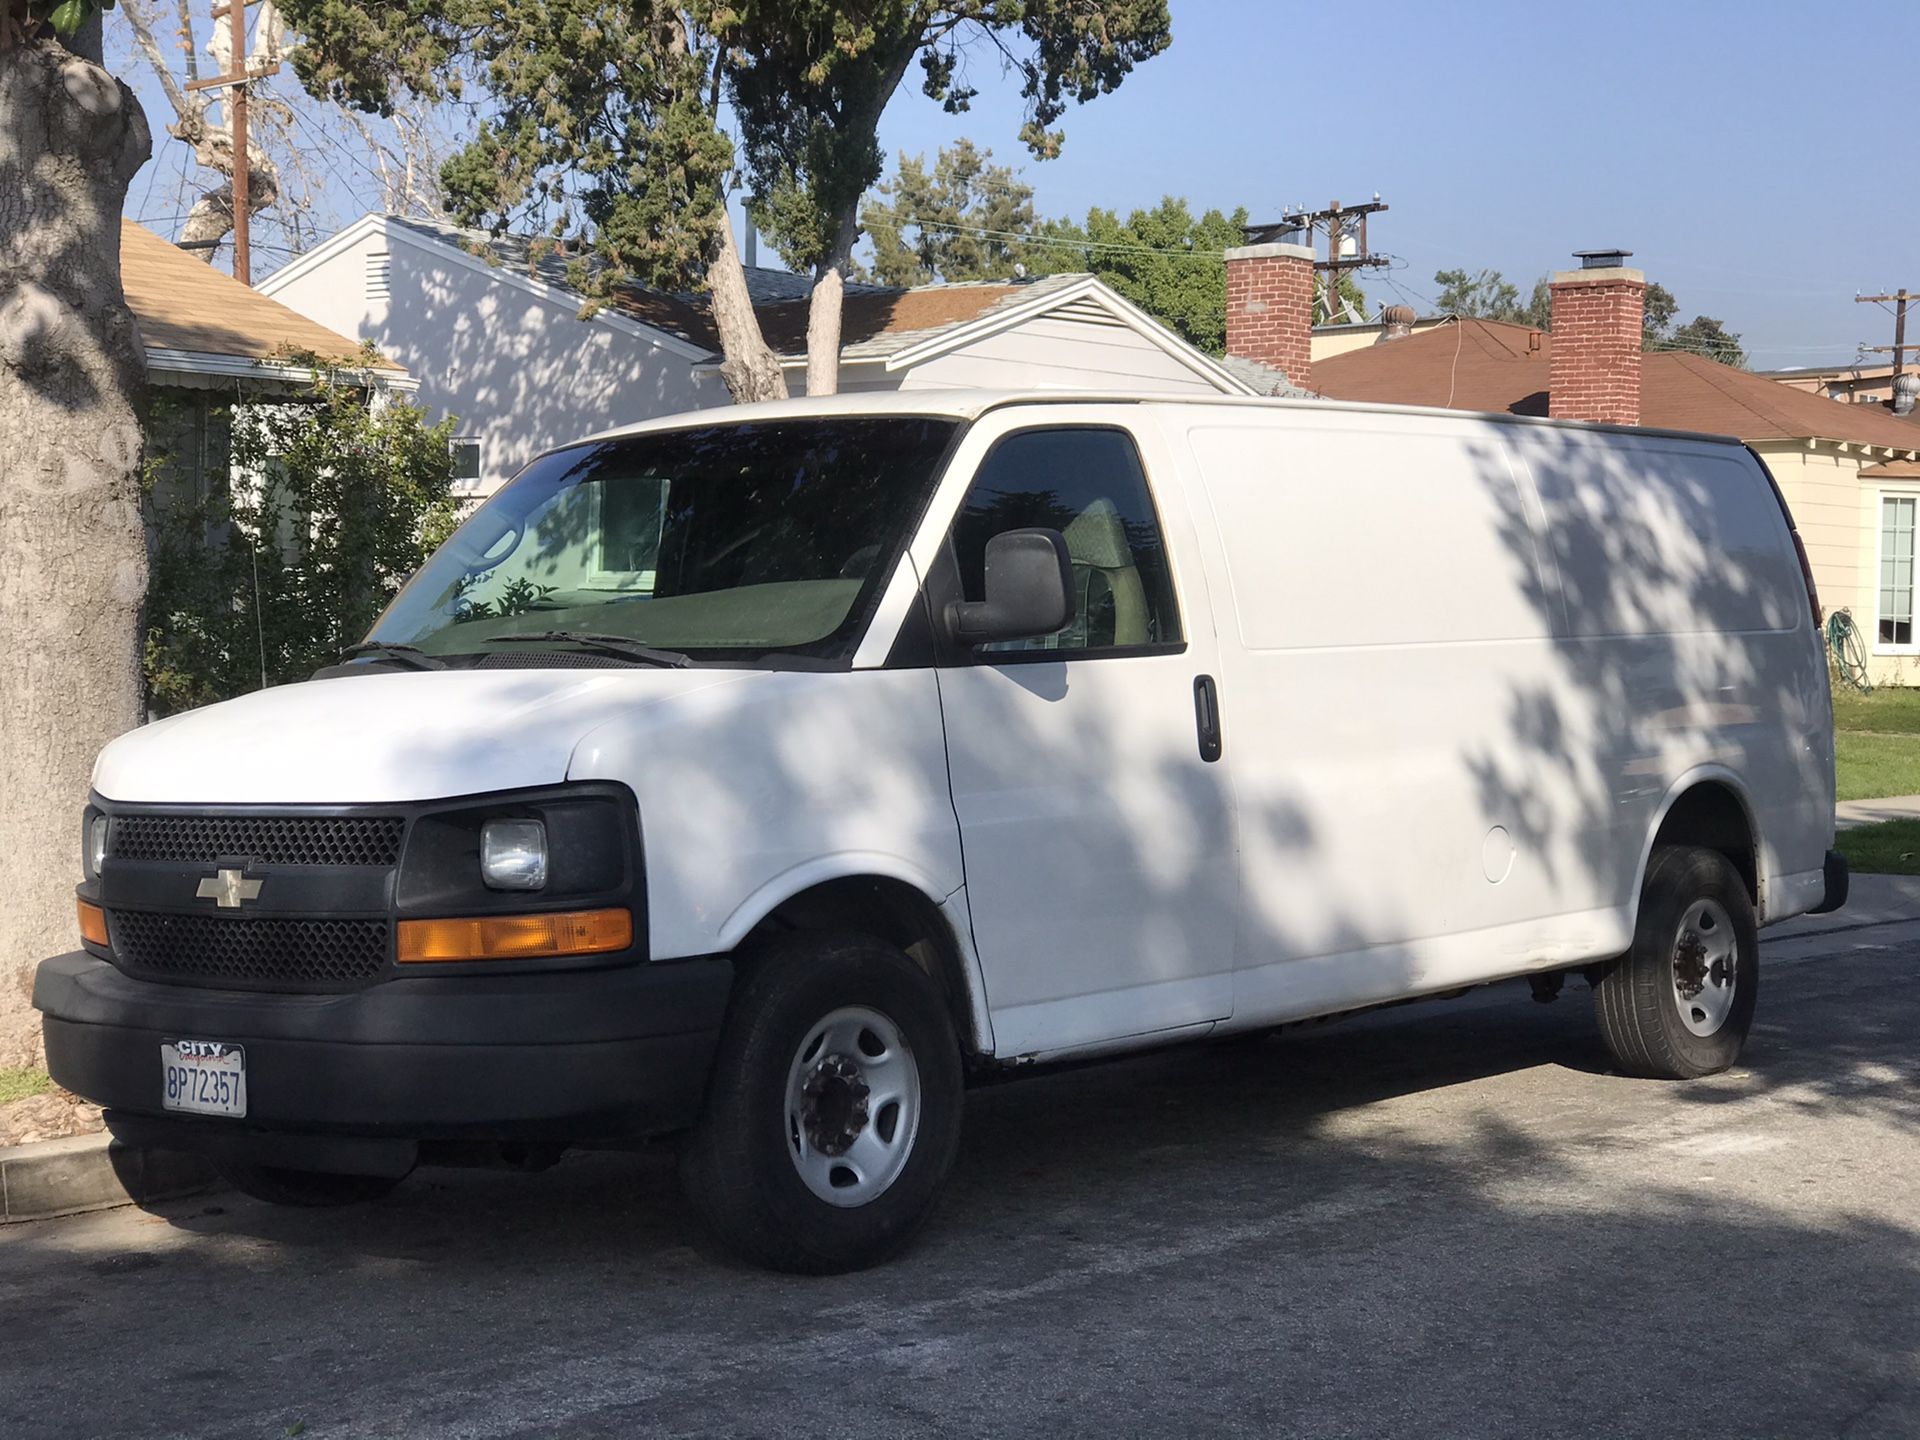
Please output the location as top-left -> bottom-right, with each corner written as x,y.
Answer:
108,910 -> 391,991
109,814 -> 405,868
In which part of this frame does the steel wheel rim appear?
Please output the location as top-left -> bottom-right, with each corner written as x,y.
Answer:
784,1005 -> 921,1208
1671,898 -> 1739,1038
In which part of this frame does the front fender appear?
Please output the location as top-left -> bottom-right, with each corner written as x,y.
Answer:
565,666 -> 966,959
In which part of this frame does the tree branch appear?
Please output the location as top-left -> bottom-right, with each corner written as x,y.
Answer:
120,0 -> 193,122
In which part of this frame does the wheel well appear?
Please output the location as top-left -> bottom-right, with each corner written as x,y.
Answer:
1652,783 -> 1757,902
746,876 -> 982,1057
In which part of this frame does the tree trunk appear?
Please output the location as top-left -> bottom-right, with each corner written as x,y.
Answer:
801,45 -> 916,400
707,215 -> 787,404
178,164 -> 280,261
803,210 -> 858,399
0,33 -> 152,1067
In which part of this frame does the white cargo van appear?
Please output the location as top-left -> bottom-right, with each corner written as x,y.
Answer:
39,391 -> 1845,1271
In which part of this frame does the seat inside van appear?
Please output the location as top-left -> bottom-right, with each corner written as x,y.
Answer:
1063,498 -> 1149,647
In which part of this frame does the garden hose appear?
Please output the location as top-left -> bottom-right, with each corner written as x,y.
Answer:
1827,608 -> 1872,695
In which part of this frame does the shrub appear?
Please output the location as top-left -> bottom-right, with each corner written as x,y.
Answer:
144,350 -> 461,714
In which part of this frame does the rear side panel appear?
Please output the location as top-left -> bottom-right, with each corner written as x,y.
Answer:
1502,428 -> 1834,922
1158,403 -> 1832,1032
1164,406 -> 1631,1025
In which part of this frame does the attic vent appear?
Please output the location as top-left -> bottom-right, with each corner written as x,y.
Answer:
1053,298 -> 1127,328
366,252 -> 391,302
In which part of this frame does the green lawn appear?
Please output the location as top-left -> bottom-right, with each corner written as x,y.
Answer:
0,1067 -> 50,1106
1831,685 -> 1920,802
1831,686 -> 1920,737
1836,732 -> 1920,802
1837,818 -> 1920,876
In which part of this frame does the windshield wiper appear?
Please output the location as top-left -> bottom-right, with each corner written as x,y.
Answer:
339,641 -> 447,671
489,631 -> 694,669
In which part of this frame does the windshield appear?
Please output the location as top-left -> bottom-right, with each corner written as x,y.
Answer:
367,418 -> 958,665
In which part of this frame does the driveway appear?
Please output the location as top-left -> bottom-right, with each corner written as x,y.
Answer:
4,919 -> 1917,1440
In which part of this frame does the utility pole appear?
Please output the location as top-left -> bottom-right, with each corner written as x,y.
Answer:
1858,290 -> 1914,386
183,0 -> 278,285
1245,197 -> 1391,325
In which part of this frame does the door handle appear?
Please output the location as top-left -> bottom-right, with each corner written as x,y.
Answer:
1193,674 -> 1223,763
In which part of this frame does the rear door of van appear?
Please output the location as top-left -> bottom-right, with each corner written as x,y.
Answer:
908,406 -> 1241,1058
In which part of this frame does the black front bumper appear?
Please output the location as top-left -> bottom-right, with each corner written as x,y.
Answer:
35,951 -> 732,1157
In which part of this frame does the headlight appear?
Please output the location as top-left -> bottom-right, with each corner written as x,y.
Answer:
480,819 -> 548,890
87,815 -> 108,879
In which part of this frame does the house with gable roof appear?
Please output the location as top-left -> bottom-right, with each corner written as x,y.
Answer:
256,213 -> 1297,499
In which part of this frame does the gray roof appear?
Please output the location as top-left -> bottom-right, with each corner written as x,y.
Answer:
771,272 -> 1091,364
385,214 -> 884,311
1218,353 -> 1311,398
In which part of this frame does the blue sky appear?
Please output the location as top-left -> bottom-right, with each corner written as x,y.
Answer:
120,1 -> 1916,371
866,0 -> 1920,370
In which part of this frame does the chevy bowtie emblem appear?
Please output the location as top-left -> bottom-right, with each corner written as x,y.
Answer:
196,868 -> 263,909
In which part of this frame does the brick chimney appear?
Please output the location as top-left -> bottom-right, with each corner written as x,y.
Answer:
1224,240 -> 1314,389
1548,249 -> 1646,425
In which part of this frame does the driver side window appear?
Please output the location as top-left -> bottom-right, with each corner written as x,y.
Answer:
949,428 -> 1183,655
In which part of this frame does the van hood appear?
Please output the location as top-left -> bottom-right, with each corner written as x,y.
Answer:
93,667 -> 757,806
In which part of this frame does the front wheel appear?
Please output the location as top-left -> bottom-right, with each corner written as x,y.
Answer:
1592,845 -> 1758,1079
680,933 -> 963,1274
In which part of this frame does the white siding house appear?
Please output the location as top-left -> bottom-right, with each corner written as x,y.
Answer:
258,216 -> 723,496
261,214 -> 1298,497
743,275 -> 1289,399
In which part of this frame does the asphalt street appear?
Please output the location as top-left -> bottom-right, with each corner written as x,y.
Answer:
4,917 -> 1918,1440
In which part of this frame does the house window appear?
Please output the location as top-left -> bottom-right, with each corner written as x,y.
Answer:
588,475 -> 669,591
1880,496 -> 1916,646
450,437 -> 482,485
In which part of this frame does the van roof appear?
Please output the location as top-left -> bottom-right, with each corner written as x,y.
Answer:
576,388 -> 1752,450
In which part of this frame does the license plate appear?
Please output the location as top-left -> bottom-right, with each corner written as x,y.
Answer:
161,1040 -> 247,1118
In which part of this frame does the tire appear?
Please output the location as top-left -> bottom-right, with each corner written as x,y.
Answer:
680,932 -> 964,1274
1592,845 -> 1758,1079
216,1163 -> 405,1208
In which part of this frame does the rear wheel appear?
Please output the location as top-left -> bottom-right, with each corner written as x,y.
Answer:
680,933 -> 963,1274
1592,845 -> 1758,1079
215,1163 -> 404,1208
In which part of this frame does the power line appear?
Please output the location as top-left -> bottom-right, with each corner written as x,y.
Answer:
1857,290 -> 1915,383
909,217 -> 1228,261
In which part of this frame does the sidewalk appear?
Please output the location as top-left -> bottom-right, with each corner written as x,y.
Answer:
1835,794 -> 1920,830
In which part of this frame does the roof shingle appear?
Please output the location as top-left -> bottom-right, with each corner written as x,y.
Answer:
123,221 -> 395,368
1310,318 -> 1920,451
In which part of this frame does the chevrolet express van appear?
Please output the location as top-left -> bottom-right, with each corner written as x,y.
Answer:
38,391 -> 1846,1272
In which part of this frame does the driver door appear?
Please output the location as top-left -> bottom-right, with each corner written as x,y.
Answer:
918,412 -> 1239,1058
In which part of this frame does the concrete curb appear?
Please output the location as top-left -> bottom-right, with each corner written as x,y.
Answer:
0,1133 -> 218,1224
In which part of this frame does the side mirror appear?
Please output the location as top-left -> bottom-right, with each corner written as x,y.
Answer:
946,528 -> 1075,647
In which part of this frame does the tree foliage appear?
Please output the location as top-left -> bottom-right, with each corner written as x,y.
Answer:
737,1 -> 1170,275
1064,199 -> 1248,354
144,354 -> 458,713
271,1 -> 1172,396
1643,280 -> 1679,337
1646,300 -> 1747,368
860,140 -> 1042,287
1434,268 -> 1745,366
858,148 -> 1250,356
1430,268 -> 1551,328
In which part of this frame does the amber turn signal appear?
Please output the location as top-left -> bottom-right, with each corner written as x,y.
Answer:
396,907 -> 633,964
77,899 -> 109,947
